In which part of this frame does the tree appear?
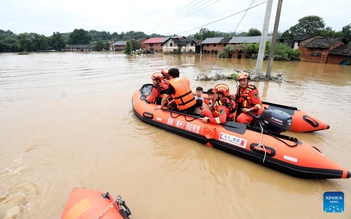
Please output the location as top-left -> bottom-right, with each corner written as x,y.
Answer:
123,39 -> 142,54
194,28 -> 216,40
17,33 -> 33,52
49,32 -> 66,50
31,33 -> 48,51
246,28 -> 261,36
288,15 -> 325,36
68,29 -> 92,44
342,23 -> 351,43
93,40 -> 109,51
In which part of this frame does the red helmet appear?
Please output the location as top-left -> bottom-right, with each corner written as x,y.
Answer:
213,83 -> 230,96
161,68 -> 169,77
151,72 -> 163,81
237,72 -> 250,81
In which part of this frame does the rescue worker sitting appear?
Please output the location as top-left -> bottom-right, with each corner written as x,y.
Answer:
145,72 -> 169,105
201,83 -> 236,125
235,72 -> 263,124
155,68 -> 197,113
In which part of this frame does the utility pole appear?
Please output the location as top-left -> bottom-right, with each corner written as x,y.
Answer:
266,0 -> 283,78
255,0 -> 273,78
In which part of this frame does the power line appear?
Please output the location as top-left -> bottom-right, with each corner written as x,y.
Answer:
176,1 -> 267,35
147,0 -> 220,34
234,0 -> 256,33
145,0 -> 199,31
155,0 -> 220,32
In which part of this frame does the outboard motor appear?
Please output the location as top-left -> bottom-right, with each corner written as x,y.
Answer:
259,109 -> 292,133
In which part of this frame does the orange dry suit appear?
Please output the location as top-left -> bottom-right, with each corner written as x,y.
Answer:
169,77 -> 196,111
201,97 -> 236,124
235,84 -> 263,124
147,81 -> 169,104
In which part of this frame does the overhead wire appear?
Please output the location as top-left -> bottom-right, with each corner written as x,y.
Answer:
145,0 -> 199,31
176,0 -> 267,35
146,0 -> 220,34
154,0 -> 220,32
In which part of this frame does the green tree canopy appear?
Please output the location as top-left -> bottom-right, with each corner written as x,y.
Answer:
123,39 -> 142,55
342,23 -> 351,43
246,28 -> 261,36
194,28 -> 216,40
48,32 -> 66,50
282,15 -> 325,38
68,29 -> 92,44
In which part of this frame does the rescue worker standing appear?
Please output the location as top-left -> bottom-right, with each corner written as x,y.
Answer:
201,83 -> 236,124
235,72 -> 263,124
146,72 -> 169,105
155,68 -> 197,113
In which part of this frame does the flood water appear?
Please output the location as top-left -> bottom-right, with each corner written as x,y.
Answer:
0,52 -> 350,219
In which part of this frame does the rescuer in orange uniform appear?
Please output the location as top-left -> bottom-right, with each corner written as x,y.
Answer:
145,72 -> 169,105
235,72 -> 263,124
161,68 -> 170,84
201,83 -> 236,124
155,68 -> 197,113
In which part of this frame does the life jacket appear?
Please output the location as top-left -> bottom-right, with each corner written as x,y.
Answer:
153,81 -> 168,97
213,97 -> 236,121
169,77 -> 196,111
235,85 -> 257,109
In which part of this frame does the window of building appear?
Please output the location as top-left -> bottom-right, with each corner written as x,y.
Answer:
311,53 -> 322,57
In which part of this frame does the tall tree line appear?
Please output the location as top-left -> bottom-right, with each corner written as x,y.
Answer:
1,15 -> 350,53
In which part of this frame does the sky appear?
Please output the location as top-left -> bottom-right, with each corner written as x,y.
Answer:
0,0 -> 349,37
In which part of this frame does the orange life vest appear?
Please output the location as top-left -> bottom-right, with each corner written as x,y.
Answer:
213,97 -> 236,121
169,77 -> 196,111
236,85 -> 258,109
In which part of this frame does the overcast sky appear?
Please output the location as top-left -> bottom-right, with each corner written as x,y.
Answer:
0,0 -> 349,37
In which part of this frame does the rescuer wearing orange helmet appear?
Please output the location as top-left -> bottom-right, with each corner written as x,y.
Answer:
161,68 -> 170,84
201,83 -> 236,124
145,72 -> 169,105
235,72 -> 263,124
155,68 -> 197,113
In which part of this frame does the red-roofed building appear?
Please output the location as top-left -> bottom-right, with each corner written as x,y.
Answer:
143,37 -> 170,53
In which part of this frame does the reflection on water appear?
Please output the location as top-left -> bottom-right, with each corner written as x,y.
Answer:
0,52 -> 350,219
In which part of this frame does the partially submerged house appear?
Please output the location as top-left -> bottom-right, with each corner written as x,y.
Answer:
143,37 -> 170,53
65,44 -> 93,52
228,36 -> 273,58
201,37 -> 231,54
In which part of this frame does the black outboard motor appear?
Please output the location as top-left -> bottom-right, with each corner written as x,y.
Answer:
259,109 -> 292,133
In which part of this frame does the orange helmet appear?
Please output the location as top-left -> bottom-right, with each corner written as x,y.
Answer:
161,68 -> 169,77
237,72 -> 250,81
213,83 -> 230,96
151,72 -> 163,81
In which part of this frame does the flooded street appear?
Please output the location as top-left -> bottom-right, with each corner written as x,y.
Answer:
0,52 -> 350,219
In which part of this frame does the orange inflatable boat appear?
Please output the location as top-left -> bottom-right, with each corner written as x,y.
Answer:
132,84 -> 350,179
61,187 -> 131,219
201,91 -> 329,133
262,101 -> 330,132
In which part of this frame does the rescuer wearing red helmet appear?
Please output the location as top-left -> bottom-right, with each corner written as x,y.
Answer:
235,72 -> 263,124
155,68 -> 197,113
146,72 -> 169,105
201,83 -> 236,124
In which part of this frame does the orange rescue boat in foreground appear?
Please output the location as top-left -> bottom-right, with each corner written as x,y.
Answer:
132,84 -> 350,179
61,187 -> 131,219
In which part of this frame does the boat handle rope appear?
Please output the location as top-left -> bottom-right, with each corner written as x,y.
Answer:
97,194 -> 131,219
268,132 -> 299,147
257,122 -> 267,162
161,108 -> 199,122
